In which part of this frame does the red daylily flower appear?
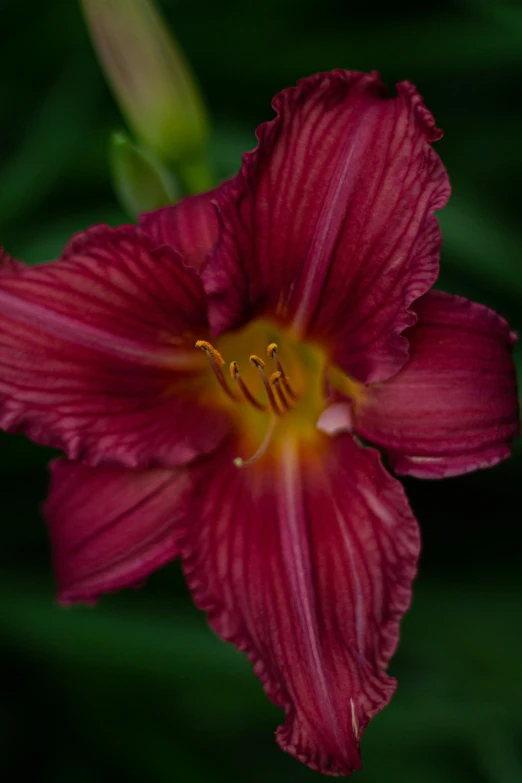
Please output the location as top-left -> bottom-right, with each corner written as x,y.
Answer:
0,71 -> 518,776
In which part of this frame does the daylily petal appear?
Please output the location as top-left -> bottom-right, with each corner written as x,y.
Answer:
46,458 -> 193,603
182,434 -> 419,775
0,248 -> 21,269
140,185 -> 223,270
205,70 -> 450,383
354,290 -> 520,478
0,226 -> 229,468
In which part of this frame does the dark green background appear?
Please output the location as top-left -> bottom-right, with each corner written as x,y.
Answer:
1,1 -> 521,781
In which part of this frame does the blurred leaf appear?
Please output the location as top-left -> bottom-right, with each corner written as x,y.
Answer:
110,132 -> 178,218
81,0 -> 213,194
209,119 -> 256,179
473,732 -> 522,783
0,579 -> 246,680
180,9 -> 522,83
2,578 -> 521,763
0,59 -> 103,230
10,207 -> 126,264
460,0 -> 522,27
439,188 -> 522,300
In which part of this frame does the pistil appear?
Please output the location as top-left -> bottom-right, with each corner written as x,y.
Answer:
233,416 -> 277,468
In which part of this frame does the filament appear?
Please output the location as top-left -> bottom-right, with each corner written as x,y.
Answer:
230,361 -> 268,412
195,340 -> 239,401
250,355 -> 282,416
266,343 -> 297,400
270,372 -> 291,411
195,338 -> 301,421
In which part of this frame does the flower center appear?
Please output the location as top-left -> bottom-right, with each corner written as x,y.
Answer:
195,319 -> 328,466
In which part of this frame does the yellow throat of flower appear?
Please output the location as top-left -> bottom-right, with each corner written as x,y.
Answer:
195,318 -> 364,467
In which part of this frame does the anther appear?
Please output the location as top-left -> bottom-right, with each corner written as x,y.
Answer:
196,339 -> 299,417
270,371 -> 291,411
195,340 -> 238,401
230,361 -> 268,412
266,343 -> 297,400
249,355 -> 281,416
195,340 -> 225,366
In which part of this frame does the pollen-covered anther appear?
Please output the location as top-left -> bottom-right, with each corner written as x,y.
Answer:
195,339 -> 238,401
196,341 -> 297,417
229,360 -> 239,380
266,343 -> 297,400
249,354 -> 265,368
195,339 -> 225,366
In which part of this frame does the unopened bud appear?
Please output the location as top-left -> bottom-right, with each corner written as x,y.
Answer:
81,0 -> 212,193
110,132 -> 178,217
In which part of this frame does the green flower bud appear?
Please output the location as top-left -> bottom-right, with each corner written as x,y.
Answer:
81,0 -> 212,193
110,132 -> 178,218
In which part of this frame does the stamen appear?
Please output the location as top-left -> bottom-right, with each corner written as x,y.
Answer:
195,340 -> 238,401
250,355 -> 282,416
270,371 -> 291,411
234,417 -> 276,468
195,340 -> 225,366
230,361 -> 268,412
249,354 -> 265,368
266,343 -> 297,400
196,339 -> 301,417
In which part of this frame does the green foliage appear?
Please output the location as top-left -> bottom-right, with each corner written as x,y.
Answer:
81,0 -> 212,193
2,575 -> 522,782
110,132 -> 178,218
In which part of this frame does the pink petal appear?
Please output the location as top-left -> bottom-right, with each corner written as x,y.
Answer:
205,70 -> 450,383
139,185 -> 225,271
182,434 -> 419,775
0,226 -> 229,468
0,248 -> 21,269
354,290 -> 520,478
45,458 -> 193,603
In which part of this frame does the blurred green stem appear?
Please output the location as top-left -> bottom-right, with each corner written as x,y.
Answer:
177,158 -> 215,195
